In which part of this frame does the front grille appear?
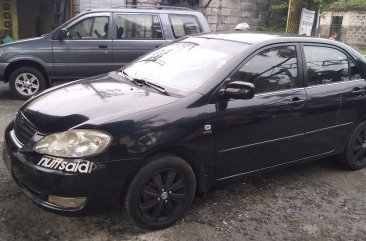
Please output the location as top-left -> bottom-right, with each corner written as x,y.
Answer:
13,113 -> 37,145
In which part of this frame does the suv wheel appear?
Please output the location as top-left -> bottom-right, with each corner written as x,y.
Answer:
9,67 -> 47,99
124,154 -> 196,230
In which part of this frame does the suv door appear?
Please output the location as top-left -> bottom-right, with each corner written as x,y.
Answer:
215,44 -> 307,180
112,13 -> 167,69
52,13 -> 114,79
301,44 -> 366,157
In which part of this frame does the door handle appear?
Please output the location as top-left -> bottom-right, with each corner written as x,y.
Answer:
288,96 -> 305,105
351,87 -> 366,96
99,44 -> 108,49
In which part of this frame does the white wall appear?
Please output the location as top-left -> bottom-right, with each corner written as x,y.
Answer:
79,0 -> 127,12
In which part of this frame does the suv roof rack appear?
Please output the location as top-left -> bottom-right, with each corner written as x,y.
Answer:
109,5 -> 193,11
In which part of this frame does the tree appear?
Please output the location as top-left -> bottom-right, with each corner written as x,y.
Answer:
286,0 -> 303,33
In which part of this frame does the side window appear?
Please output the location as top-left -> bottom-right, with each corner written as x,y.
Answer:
115,14 -> 163,39
350,60 -> 362,80
231,46 -> 298,94
304,46 -> 350,85
67,16 -> 109,39
169,14 -> 202,39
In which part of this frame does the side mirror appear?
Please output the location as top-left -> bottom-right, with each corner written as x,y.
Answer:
223,81 -> 255,100
59,28 -> 68,40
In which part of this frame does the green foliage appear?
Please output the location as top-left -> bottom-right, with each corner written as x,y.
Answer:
328,0 -> 366,11
256,21 -> 286,33
272,1 -> 289,10
257,0 -> 338,33
271,0 -> 338,11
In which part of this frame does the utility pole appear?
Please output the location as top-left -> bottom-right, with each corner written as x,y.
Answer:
286,0 -> 302,33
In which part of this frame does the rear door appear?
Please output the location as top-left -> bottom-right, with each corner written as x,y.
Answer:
301,44 -> 366,157
112,13 -> 167,69
52,12 -> 114,79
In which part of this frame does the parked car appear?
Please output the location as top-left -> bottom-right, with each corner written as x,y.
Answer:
3,32 -> 366,230
0,6 -> 210,99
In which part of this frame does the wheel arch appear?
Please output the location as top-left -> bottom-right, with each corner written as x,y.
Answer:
120,145 -> 211,205
144,146 -> 210,195
4,60 -> 51,87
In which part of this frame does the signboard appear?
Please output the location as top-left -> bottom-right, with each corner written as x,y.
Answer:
0,0 -> 18,40
298,8 -> 315,36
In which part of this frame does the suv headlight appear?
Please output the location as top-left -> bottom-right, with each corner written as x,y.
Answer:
34,129 -> 111,158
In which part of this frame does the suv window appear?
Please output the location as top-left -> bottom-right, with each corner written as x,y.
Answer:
169,14 -> 202,38
115,14 -> 163,39
231,46 -> 298,94
303,46 -> 361,85
67,16 -> 109,39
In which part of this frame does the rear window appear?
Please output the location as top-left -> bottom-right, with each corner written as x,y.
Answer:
169,14 -> 202,39
115,14 -> 163,39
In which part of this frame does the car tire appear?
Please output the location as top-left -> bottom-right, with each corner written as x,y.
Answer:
9,67 -> 47,99
343,121 -> 366,170
124,153 -> 196,230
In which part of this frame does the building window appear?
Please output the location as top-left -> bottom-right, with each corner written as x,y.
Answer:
329,16 -> 343,41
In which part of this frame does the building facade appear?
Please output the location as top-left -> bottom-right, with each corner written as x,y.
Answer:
319,11 -> 366,51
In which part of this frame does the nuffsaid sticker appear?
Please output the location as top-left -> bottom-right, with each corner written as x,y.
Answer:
37,157 -> 94,173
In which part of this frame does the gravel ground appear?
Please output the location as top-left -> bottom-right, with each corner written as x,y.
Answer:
1,82 -> 366,241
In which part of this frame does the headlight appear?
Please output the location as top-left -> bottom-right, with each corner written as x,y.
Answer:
34,129 -> 111,158
0,49 -> 3,57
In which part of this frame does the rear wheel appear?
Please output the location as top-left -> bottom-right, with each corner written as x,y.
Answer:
9,67 -> 47,99
344,121 -> 366,170
124,154 -> 196,230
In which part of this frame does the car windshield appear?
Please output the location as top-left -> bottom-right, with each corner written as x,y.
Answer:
122,37 -> 249,96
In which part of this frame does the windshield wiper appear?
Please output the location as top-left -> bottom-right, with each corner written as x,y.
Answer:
134,78 -> 169,96
118,70 -> 142,87
118,70 -> 168,95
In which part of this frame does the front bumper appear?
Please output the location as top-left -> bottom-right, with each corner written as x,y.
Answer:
3,122 -> 141,215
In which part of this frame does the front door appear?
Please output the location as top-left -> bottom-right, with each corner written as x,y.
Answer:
112,13 -> 167,69
52,13 -> 114,80
215,44 -> 307,180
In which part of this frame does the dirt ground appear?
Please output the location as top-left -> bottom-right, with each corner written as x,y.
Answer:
1,82 -> 366,241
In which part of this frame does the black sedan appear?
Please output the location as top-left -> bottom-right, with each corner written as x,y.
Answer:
3,32 -> 366,230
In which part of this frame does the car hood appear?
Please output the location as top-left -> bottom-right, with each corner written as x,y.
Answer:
20,73 -> 179,134
1,36 -> 44,48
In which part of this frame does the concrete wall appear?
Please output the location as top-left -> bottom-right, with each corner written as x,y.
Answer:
201,0 -> 270,31
73,0 -> 81,14
319,11 -> 366,51
78,0 -> 127,12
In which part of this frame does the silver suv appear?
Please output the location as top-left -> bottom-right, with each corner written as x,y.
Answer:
0,6 -> 210,99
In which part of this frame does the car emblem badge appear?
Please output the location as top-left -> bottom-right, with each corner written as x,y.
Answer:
204,124 -> 212,135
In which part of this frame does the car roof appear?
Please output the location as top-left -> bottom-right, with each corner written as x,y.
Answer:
196,32 -> 340,45
85,6 -> 199,15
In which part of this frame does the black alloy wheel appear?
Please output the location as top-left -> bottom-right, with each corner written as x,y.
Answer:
345,121 -> 366,170
125,154 -> 196,229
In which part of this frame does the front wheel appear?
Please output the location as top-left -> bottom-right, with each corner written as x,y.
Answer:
344,121 -> 366,170
9,67 -> 47,99
124,154 -> 196,230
